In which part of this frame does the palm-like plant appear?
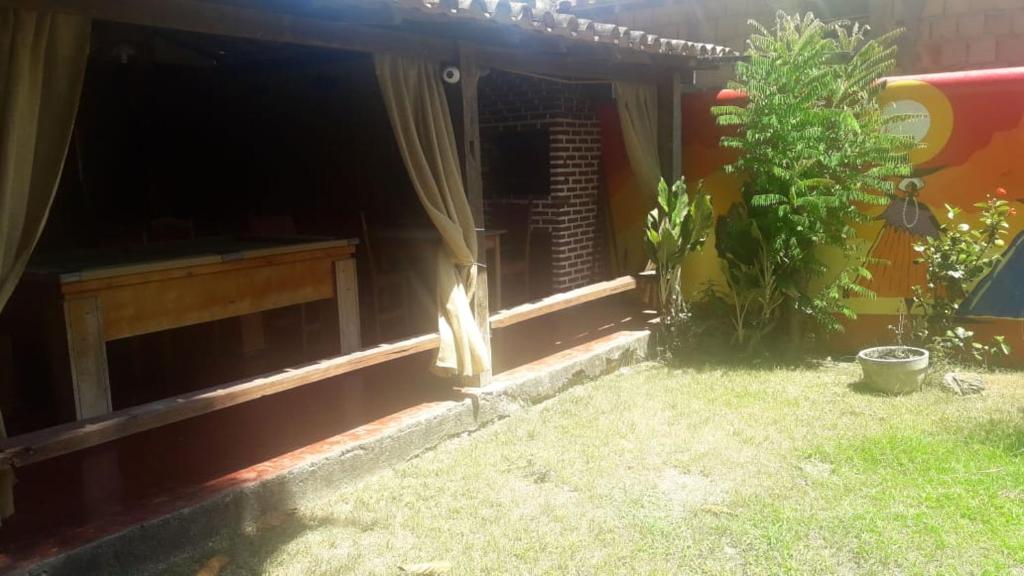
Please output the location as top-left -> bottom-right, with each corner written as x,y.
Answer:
644,177 -> 714,328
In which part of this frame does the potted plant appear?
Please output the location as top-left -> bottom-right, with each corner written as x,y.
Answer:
857,310 -> 929,395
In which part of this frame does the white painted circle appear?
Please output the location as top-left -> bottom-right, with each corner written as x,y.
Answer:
885,99 -> 932,143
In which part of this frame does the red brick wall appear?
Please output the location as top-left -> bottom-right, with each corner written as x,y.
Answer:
546,120 -> 602,291
479,71 -> 604,291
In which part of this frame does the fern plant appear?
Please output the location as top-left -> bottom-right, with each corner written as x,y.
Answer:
711,11 -> 915,350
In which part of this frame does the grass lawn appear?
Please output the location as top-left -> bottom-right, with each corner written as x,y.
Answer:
178,362 -> 1024,575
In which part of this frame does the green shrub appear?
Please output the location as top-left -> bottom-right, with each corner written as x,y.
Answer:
911,191 -> 1014,367
711,12 -> 915,353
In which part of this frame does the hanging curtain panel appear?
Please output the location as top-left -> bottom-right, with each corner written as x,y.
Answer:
614,82 -> 661,196
612,81 -> 661,274
374,54 -> 490,378
0,7 -> 92,523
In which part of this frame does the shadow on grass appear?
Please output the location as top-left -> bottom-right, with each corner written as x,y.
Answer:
664,348 -> 838,371
844,379 -> 916,397
176,507 -> 366,576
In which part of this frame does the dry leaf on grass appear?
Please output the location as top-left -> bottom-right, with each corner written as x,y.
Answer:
195,554 -> 230,576
700,504 -> 738,516
398,560 -> 452,574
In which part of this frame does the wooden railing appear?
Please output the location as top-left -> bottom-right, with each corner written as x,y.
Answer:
0,276 -> 638,467
0,334 -> 441,467
489,276 -> 637,329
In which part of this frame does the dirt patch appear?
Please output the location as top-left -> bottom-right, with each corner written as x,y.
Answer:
657,469 -> 727,511
799,460 -> 834,479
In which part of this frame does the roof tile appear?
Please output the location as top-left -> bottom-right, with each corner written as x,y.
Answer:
394,0 -> 738,61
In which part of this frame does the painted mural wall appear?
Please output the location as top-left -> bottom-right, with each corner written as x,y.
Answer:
601,67 -> 1024,361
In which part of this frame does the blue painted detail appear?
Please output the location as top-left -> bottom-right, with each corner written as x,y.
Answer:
962,232 -> 1024,319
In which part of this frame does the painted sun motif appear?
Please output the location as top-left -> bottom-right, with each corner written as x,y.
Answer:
881,79 -> 954,165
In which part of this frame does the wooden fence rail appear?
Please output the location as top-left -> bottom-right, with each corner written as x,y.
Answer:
0,276 -> 639,467
489,276 -> 638,329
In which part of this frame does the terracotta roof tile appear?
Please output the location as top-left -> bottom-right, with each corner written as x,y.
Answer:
392,0 -> 738,61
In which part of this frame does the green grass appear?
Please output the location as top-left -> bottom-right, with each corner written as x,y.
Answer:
173,363 -> 1024,575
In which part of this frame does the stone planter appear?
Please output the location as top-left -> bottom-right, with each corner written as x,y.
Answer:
857,346 -> 930,395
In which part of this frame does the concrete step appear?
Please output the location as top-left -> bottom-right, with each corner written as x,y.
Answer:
11,329 -> 650,576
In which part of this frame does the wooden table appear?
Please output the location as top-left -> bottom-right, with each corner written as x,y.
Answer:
376,228 -> 506,308
27,238 -> 361,420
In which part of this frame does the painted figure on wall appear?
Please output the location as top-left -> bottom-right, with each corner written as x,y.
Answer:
860,70 -> 1024,318
602,68 -> 1024,356
649,67 -> 1024,358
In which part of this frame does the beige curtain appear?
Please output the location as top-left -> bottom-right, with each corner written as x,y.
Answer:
374,54 -> 490,378
614,82 -> 661,196
0,8 -> 91,524
613,82 -> 661,274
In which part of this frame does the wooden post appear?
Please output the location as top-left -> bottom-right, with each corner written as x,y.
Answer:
459,43 -> 492,387
64,296 -> 112,419
63,295 -> 122,517
488,232 -> 502,309
239,313 -> 266,356
334,256 -> 364,423
334,257 -> 362,354
657,71 -> 683,183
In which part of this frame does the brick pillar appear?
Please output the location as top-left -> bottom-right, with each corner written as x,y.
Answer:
545,119 -> 602,291
478,70 -> 604,293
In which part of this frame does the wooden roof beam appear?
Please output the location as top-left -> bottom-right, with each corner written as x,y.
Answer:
0,0 -> 703,81
0,0 -> 458,61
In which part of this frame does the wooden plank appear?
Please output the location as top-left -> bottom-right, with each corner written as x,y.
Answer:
60,253 -> 224,285
0,0 -> 702,82
459,43 -> 492,386
670,71 -> 682,182
0,274 -> 638,466
488,233 -> 502,309
334,258 -> 362,354
476,47 -> 692,84
64,297 -> 112,419
239,313 -> 267,356
60,244 -> 355,294
0,0 -> 456,61
97,255 -> 343,341
657,71 -> 683,182
489,276 -> 638,329
0,333 -> 442,467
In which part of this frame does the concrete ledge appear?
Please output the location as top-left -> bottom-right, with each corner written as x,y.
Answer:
15,329 -> 649,576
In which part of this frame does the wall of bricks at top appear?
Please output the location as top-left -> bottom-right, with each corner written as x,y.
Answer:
547,120 -> 603,291
478,71 -> 605,290
917,0 -> 1024,71
599,0 -> 1024,84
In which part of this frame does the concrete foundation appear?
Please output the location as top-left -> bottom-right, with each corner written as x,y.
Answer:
13,329 -> 649,576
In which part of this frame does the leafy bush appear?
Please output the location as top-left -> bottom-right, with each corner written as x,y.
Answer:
911,191 -> 1015,366
711,12 -> 915,353
713,203 -> 784,352
643,177 -> 713,352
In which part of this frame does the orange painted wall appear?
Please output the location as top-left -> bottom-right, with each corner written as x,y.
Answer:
661,67 -> 1024,362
